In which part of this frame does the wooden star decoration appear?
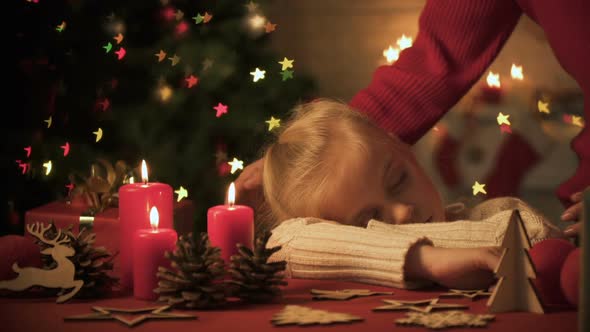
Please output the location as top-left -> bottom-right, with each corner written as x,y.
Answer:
373,298 -> 467,313
311,289 -> 393,301
155,50 -> 167,62
396,310 -> 495,329
439,289 -> 491,301
64,305 -> 196,327
271,305 -> 363,326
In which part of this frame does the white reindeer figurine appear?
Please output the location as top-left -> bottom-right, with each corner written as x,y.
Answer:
0,222 -> 84,303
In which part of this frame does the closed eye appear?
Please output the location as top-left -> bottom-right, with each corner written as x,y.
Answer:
387,171 -> 407,195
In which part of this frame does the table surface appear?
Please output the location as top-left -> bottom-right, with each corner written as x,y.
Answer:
0,278 -> 577,332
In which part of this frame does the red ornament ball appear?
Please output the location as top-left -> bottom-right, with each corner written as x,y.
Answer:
0,235 -> 42,281
528,238 -> 575,307
560,247 -> 580,308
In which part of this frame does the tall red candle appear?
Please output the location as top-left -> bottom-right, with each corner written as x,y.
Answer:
207,182 -> 254,264
119,160 -> 173,290
133,207 -> 177,300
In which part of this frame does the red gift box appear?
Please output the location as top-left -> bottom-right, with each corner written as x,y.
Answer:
24,200 -> 195,280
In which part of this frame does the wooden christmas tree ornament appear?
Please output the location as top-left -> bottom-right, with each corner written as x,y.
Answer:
271,305 -> 363,326
311,289 -> 393,301
396,310 -> 495,329
0,222 -> 84,303
487,209 -> 544,313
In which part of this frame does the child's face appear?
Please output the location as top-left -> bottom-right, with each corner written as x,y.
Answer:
318,136 -> 445,227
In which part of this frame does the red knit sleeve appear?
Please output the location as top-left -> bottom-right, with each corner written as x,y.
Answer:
349,0 -> 522,145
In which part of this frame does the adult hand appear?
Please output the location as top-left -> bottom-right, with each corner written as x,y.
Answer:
229,157 -> 265,208
406,244 -> 501,290
561,188 -> 588,237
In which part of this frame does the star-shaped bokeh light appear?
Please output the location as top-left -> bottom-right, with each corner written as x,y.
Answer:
472,181 -> 487,196
175,186 -> 188,202
250,68 -> 266,82
43,160 -> 53,176
228,158 -> 244,174
214,103 -> 228,118
496,112 -> 511,126
265,116 -> 281,131
278,57 -> 294,71
537,100 -> 550,114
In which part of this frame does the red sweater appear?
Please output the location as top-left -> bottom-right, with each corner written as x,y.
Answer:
350,0 -> 590,206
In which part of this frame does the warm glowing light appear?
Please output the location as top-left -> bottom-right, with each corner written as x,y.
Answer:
159,85 -> 173,102
486,71 -> 501,88
150,206 -> 159,230
396,34 -> 413,50
250,68 -> 266,82
43,160 -> 52,176
141,160 -> 148,183
537,100 -> 550,114
383,46 -> 400,63
249,14 -> 266,29
472,181 -> 487,196
510,64 -> 523,80
228,182 -> 236,207
129,176 -> 135,184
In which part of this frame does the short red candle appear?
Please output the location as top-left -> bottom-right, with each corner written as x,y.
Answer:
133,206 -> 177,300
207,182 -> 254,264
119,160 -> 173,290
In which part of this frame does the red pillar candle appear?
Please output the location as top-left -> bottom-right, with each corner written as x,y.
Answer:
133,207 -> 177,300
119,160 -> 173,290
207,182 -> 254,264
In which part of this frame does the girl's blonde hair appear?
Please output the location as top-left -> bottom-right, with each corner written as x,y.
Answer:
259,98 -> 396,236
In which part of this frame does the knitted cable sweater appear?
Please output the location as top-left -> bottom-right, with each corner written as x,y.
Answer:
267,197 -> 563,289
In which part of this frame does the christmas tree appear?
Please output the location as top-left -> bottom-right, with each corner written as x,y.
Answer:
7,0 -> 316,235
487,209 -> 544,313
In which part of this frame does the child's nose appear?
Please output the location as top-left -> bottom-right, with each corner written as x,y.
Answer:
385,203 -> 415,224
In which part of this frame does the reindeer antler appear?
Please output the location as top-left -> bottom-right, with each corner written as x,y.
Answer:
27,222 -> 70,246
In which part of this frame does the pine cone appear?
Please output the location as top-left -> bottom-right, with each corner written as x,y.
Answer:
36,222 -> 118,298
226,231 -> 287,303
154,233 -> 227,309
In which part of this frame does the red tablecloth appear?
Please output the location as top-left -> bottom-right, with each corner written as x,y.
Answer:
0,278 -> 577,332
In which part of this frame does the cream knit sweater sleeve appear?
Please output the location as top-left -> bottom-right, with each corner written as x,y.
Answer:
266,197 -> 563,289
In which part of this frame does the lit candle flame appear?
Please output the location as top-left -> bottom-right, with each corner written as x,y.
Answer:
141,159 -> 148,184
486,71 -> 501,88
511,64 -> 524,80
396,34 -> 413,50
150,206 -> 159,231
383,46 -> 400,63
129,176 -> 135,184
228,182 -> 236,207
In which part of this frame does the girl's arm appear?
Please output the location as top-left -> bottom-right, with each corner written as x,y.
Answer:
267,218 -> 500,290
367,198 -> 564,247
